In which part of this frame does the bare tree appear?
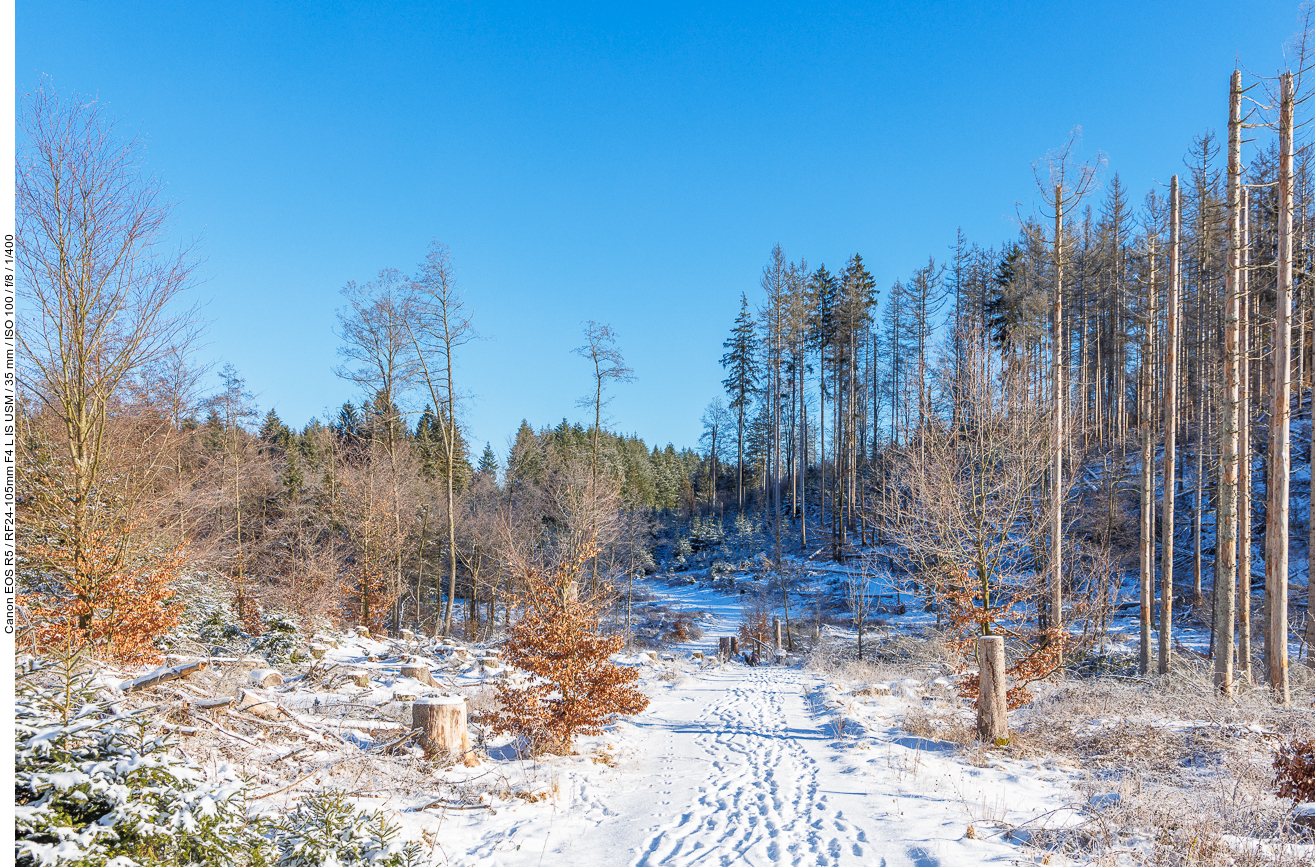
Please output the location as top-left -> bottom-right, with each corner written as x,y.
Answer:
575,321 -> 634,595
1266,72 -> 1295,704
845,553 -> 882,659
1215,70 -> 1245,694
16,83 -> 199,649
335,266 -> 419,633
407,241 -> 476,636
1031,129 -> 1101,647
884,333 -> 1053,643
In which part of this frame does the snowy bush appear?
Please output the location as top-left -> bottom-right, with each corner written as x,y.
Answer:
163,569 -> 240,653
251,614 -> 301,664
15,652 -> 259,867
268,791 -> 426,867
194,609 -> 253,657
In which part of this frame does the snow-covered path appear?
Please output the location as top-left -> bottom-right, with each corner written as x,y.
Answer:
630,665 -> 869,866
447,659 -> 1068,866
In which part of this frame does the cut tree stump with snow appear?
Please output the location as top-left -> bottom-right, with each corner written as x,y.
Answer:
400,629 -> 415,642
413,696 -> 477,765
400,659 -> 439,687
249,668 -> 284,689
308,644 -> 328,659
348,670 -> 371,687
976,636 -> 1009,744
236,688 -> 284,721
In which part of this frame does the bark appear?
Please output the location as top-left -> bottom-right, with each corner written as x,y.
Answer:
1214,69 -> 1243,693
1161,175 -> 1182,675
1266,72 -> 1294,704
976,636 -> 1008,744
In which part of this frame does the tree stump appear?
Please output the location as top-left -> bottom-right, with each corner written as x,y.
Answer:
249,668 -> 284,689
400,659 -> 439,687
355,625 -> 371,638
730,637 -> 739,656
348,670 -> 370,687
413,696 -> 475,764
773,618 -> 782,652
308,644 -> 328,660
236,689 -> 283,721
976,636 -> 1009,744
718,637 -> 731,659
400,628 -> 415,642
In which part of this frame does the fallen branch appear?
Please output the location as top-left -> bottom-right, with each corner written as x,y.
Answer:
378,728 -> 422,754
185,710 -> 261,747
415,800 -> 493,812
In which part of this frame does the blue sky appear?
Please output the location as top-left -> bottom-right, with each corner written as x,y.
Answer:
16,1 -> 1302,457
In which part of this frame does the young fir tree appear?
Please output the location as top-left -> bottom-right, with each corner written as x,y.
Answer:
720,293 -> 758,512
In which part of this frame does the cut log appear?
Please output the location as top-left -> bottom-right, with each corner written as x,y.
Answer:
413,696 -> 476,765
400,629 -> 415,642
718,637 -> 731,659
729,637 -> 739,656
976,636 -> 1008,744
400,660 -> 439,687
355,626 -> 371,638
250,668 -> 284,689
236,688 -> 284,721
120,659 -> 207,692
191,695 -> 234,710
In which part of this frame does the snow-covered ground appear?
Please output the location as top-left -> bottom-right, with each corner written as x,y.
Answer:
359,579 -> 1084,867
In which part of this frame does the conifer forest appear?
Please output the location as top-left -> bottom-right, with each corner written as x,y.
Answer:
17,8 -> 1315,867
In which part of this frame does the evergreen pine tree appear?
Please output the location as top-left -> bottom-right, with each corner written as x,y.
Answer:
478,442 -> 499,479
720,293 -> 759,511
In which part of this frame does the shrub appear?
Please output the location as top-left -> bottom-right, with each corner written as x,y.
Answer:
268,791 -> 425,867
486,546 -> 648,755
1274,737 -> 1315,804
252,614 -> 301,664
739,595 -> 774,651
15,651 -> 258,867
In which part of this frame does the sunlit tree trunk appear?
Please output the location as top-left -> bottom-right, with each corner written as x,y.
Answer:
1266,72 -> 1294,703
1161,175 -> 1182,675
1214,69 -> 1243,693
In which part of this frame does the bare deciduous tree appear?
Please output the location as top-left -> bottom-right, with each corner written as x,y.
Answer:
407,241 -> 476,636
575,321 -> 634,595
16,83 -> 199,652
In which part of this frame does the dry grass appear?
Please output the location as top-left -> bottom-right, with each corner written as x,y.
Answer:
996,658 -> 1315,864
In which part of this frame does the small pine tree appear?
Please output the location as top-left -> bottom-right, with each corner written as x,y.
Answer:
477,442 -> 499,479
487,546 -> 648,755
15,651 -> 259,867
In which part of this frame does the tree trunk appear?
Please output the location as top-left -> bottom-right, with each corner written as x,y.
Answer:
1050,185 -> 1066,643
1239,190 -> 1253,680
976,636 -> 1008,744
1266,72 -> 1294,704
1214,69 -> 1243,693
1161,175 -> 1182,675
